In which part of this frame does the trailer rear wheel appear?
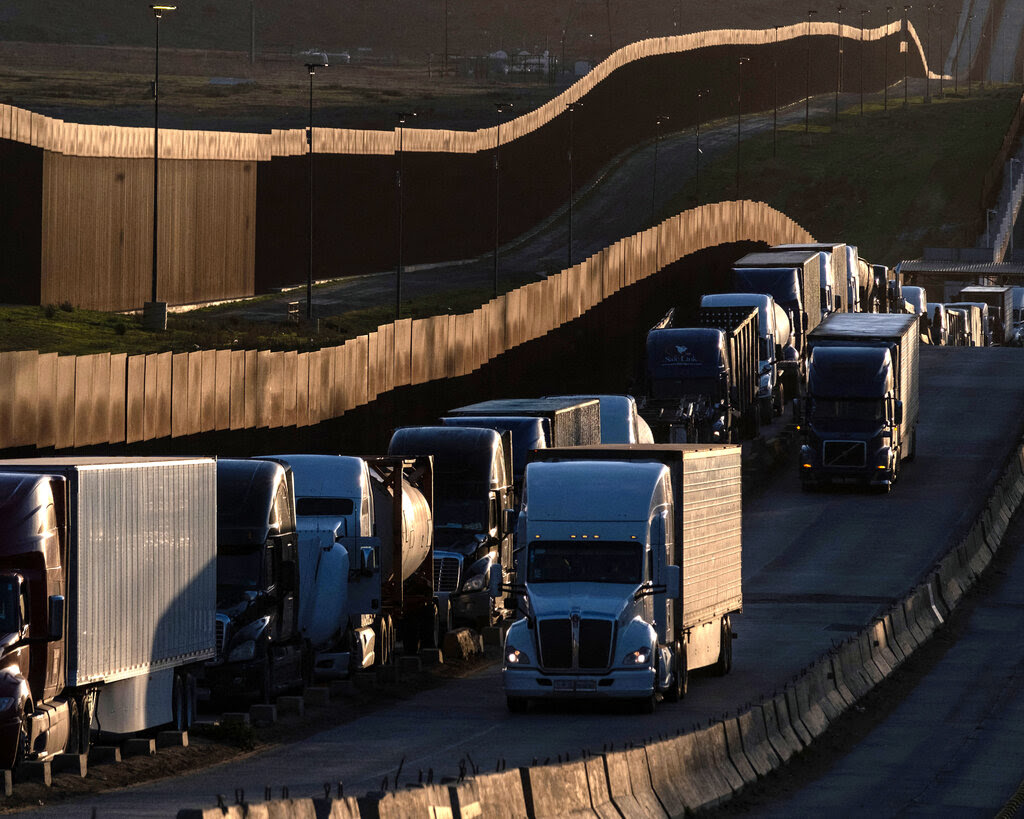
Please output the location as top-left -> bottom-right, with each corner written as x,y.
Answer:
66,696 -> 81,755
421,601 -> 441,650
172,673 -> 188,731
713,616 -> 733,676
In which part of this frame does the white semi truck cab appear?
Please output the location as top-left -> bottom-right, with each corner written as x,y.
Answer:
494,444 -> 743,713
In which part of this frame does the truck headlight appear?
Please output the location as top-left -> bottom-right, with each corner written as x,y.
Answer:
227,640 -> 256,663
461,573 -> 486,593
622,648 -> 652,666
505,648 -> 530,665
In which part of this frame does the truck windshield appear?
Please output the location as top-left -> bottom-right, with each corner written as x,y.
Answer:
216,546 -> 265,590
527,541 -> 643,584
434,494 -> 486,531
810,398 -> 885,423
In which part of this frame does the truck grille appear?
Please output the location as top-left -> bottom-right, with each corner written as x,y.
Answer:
433,556 -> 462,593
823,440 -> 866,468
214,616 -> 228,654
537,618 -> 614,671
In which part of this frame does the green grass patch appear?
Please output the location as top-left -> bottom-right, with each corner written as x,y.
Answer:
666,85 -> 1021,264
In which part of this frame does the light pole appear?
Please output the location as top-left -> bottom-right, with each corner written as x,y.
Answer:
925,3 -> 933,101
148,4 -> 175,330
773,26 -> 779,155
566,102 -> 580,268
652,115 -> 668,269
885,6 -> 893,110
696,89 -> 708,203
836,5 -> 845,122
938,4 -> 944,96
736,57 -> 749,199
859,9 -> 869,115
493,102 -> 512,299
443,0 -> 449,77
395,111 -> 416,319
903,5 -> 912,108
806,9 -> 818,134
967,13 -> 974,97
304,60 -> 327,321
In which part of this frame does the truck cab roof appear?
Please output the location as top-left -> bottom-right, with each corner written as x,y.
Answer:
523,459 -> 668,525
217,459 -> 295,545
388,426 -> 508,490
646,328 -> 726,379
808,346 -> 893,397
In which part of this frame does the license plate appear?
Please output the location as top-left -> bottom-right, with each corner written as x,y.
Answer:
553,679 -> 596,692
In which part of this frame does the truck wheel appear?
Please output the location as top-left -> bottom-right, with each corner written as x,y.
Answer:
66,697 -> 81,755
506,696 -> 529,714
663,641 -> 687,702
713,616 -> 733,676
399,618 -> 422,656
172,673 -> 187,731
420,602 -> 441,650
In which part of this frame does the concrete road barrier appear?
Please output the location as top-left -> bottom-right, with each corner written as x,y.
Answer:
722,718 -> 758,786
857,629 -> 889,683
442,629 -> 484,660
935,549 -> 968,612
602,749 -> 656,818
583,755 -> 619,819
178,800 -> 319,819
700,724 -> 749,794
625,747 -> 667,818
965,524 -> 994,578
875,614 -> 905,666
372,786 -> 453,819
887,603 -> 919,658
835,637 -> 873,702
806,656 -> 845,721
449,770 -> 528,818
827,647 -> 856,707
774,692 -> 809,750
312,797 -> 363,818
645,737 -> 694,815
762,695 -> 801,761
902,584 -> 935,644
791,671 -> 829,738
736,706 -> 781,777
521,759 -> 597,818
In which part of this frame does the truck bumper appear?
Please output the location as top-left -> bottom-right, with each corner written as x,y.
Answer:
201,658 -> 265,700
502,667 -> 656,700
800,466 -> 892,487
452,590 -> 490,623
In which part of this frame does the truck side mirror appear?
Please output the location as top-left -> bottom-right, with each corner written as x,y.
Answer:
488,564 -> 503,598
503,507 -> 518,534
47,595 -> 64,642
664,565 -> 681,599
894,400 -> 903,425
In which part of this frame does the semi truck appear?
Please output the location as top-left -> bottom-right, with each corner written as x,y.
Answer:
957,285 -> 1014,345
732,252 -> 822,397
388,426 -> 516,629
637,306 -> 760,444
700,293 -> 789,421
0,457 -> 216,769
774,243 -> 847,316
204,459 -> 306,704
494,444 -> 742,713
542,395 -> 654,445
945,302 -> 988,346
798,313 -> 920,493
446,397 -> 602,448
262,455 -> 437,666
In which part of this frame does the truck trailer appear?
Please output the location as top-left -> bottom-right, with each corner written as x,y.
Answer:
0,457 -> 216,769
446,397 -> 602,448
799,313 -> 920,492
957,285 -> 1014,345
495,444 -> 742,713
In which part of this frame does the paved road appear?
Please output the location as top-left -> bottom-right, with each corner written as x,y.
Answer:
23,346 -> 1024,817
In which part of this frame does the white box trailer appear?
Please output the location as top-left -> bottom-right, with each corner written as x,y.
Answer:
0,457 -> 215,756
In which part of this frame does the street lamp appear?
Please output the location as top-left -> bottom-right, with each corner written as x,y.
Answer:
938,4 -> 944,96
148,4 -> 175,330
493,102 -> 512,299
806,9 -> 818,134
696,89 -> 709,203
304,60 -> 327,321
924,3 -> 933,102
836,5 -> 845,122
395,111 -> 417,319
903,5 -> 912,108
566,101 -> 580,268
859,9 -> 869,116
773,26 -> 779,155
885,6 -> 893,111
652,115 -> 668,269
736,57 -> 749,199
967,14 -> 974,96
